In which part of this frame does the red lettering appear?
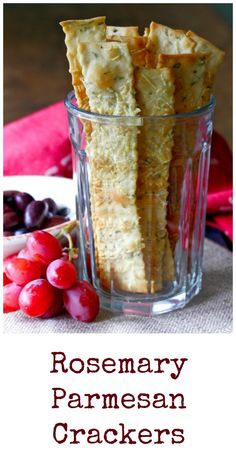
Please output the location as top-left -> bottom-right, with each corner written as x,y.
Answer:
53,422 -> 68,444
154,428 -> 170,444
104,429 -> 118,444
138,428 -> 152,444
172,428 -> 185,444
70,358 -> 84,374
102,358 -> 116,373
70,428 -> 86,444
50,352 -> 68,373
119,423 -> 136,444
121,393 -> 135,409
52,388 -> 66,408
87,358 -> 100,373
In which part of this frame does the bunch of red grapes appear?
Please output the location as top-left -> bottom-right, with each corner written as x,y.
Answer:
3,230 -> 99,322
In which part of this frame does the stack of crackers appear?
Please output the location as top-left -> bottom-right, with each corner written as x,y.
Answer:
60,17 -> 224,294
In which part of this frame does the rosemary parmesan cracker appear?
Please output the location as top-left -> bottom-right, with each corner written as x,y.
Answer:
107,35 -> 147,67
106,25 -> 139,38
145,29 -> 207,264
146,22 -> 195,67
107,37 -> 173,287
77,42 -> 147,292
135,67 -> 175,291
158,53 -> 208,113
106,25 -> 146,67
60,17 -> 106,110
158,53 -> 208,253
186,30 -> 225,104
60,17 -> 106,145
183,34 -> 224,255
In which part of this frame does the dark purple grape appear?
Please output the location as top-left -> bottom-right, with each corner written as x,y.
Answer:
14,227 -> 29,235
24,200 -> 49,230
4,203 -> 13,213
4,231 -> 14,236
14,192 -> 34,212
56,206 -> 70,217
43,215 -> 67,229
43,198 -> 57,216
3,190 -> 20,206
4,211 -> 22,230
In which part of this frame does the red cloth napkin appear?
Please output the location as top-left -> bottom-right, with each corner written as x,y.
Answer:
4,101 -> 233,242
4,102 -> 72,178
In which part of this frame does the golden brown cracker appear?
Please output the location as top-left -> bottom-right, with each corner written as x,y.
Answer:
77,42 -> 147,292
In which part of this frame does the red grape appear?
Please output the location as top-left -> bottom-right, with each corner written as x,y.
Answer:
3,283 -> 22,313
40,290 -> 64,319
17,247 -> 34,260
26,230 -> 62,265
61,252 -> 69,261
3,253 -> 18,272
5,257 -> 42,286
19,279 -> 56,317
46,259 -> 77,289
3,272 -> 11,286
17,247 -> 48,276
63,281 -> 99,322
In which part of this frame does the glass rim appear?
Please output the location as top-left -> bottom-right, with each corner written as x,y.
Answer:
64,90 -> 216,124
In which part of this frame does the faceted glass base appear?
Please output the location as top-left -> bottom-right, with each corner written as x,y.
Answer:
98,277 -> 202,316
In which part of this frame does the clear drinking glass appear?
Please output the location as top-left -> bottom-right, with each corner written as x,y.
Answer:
65,91 -> 215,316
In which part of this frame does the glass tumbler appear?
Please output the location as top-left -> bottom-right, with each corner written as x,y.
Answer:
65,91 -> 215,315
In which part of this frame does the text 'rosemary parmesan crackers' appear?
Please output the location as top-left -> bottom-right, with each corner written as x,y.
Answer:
60,17 -> 224,294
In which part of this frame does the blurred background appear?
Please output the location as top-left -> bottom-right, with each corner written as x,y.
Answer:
4,3 -> 232,147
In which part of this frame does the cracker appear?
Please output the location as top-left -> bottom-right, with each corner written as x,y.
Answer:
145,26 -> 197,275
135,67 -> 175,291
77,41 -> 147,292
106,25 -> 139,38
60,17 -> 106,110
60,16 -> 106,151
158,53 -> 208,112
60,17 -> 107,274
184,33 -> 224,258
162,237 -> 175,282
158,53 -> 208,254
111,37 -> 175,289
106,25 -> 146,67
186,30 -> 225,104
107,35 -> 174,290
107,34 -> 147,67
146,22 -> 195,67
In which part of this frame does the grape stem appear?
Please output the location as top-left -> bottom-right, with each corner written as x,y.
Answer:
56,221 -> 79,261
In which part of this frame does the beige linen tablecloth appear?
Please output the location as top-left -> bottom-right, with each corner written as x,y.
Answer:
3,239 -> 232,334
